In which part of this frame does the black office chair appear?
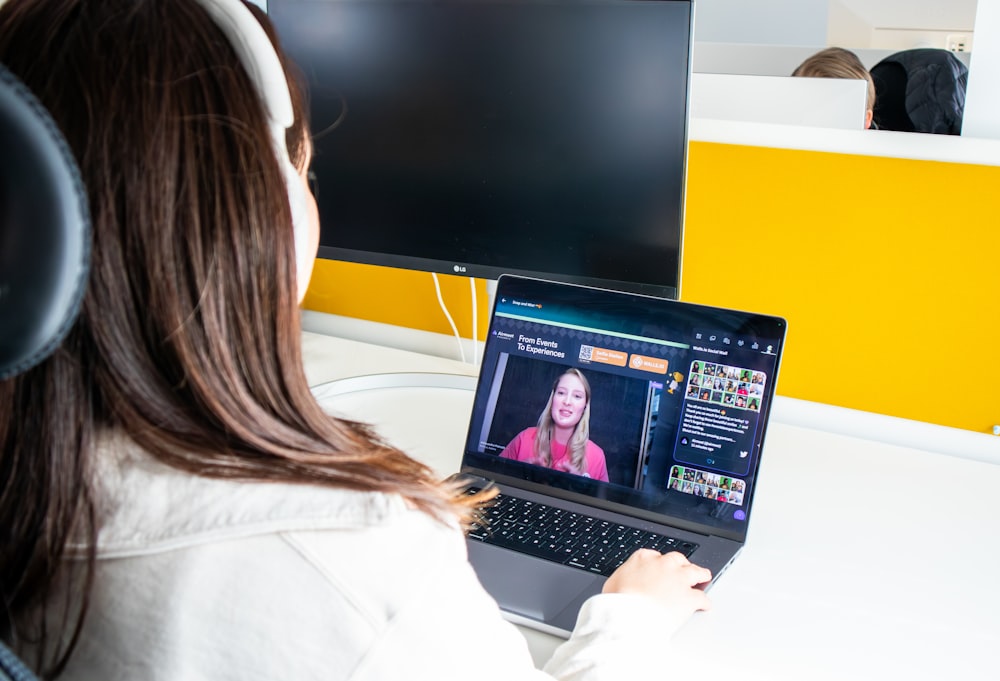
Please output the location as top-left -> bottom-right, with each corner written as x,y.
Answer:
870,48 -> 968,135
0,62 -> 91,679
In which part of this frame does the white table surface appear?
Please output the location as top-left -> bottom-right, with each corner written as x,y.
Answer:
303,331 -> 1000,678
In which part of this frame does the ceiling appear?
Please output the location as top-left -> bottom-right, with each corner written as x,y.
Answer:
835,0 -> 979,32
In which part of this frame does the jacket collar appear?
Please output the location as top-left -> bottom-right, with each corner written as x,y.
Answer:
78,433 -> 409,558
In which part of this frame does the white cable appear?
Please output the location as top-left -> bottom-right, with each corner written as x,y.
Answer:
432,273 -> 467,364
470,277 -> 478,366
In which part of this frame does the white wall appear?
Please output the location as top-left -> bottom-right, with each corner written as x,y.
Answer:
870,28 -> 975,51
694,0 -> 829,46
963,0 -> 1000,138
691,73 -> 868,129
692,43 -> 970,77
828,0 -> 872,47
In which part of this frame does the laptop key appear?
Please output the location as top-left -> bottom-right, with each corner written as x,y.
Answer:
677,541 -> 698,557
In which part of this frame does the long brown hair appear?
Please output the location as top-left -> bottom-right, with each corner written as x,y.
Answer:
0,1 -> 485,676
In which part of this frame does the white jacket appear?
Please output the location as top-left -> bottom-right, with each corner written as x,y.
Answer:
54,436 -> 687,680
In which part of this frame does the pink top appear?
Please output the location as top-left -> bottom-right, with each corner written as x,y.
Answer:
499,427 -> 609,482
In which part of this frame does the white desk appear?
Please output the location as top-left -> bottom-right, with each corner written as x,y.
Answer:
303,331 -> 1000,678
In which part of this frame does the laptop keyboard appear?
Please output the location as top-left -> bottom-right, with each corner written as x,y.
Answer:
466,491 -> 699,578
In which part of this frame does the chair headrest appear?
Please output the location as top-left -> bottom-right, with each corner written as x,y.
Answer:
0,63 -> 90,380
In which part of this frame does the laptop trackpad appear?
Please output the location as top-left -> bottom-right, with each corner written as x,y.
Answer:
468,540 -> 603,621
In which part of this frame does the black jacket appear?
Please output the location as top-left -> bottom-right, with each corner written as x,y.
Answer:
870,48 -> 968,135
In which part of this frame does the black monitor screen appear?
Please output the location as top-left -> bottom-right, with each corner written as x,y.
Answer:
269,0 -> 693,298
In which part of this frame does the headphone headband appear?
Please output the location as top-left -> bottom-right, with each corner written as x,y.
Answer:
192,0 -> 312,302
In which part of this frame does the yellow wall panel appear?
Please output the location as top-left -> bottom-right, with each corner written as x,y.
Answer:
303,141 -> 1000,434
303,259 -> 488,338
682,142 -> 1000,434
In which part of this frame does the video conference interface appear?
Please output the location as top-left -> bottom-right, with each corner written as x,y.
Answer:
463,286 -> 784,534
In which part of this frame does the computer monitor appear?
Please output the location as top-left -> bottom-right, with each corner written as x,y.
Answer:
269,0 -> 693,299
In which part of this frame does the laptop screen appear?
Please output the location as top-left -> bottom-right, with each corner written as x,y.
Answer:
462,276 -> 787,541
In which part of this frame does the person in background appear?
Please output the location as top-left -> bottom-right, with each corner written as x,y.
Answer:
792,46 -> 877,130
0,1 -> 710,679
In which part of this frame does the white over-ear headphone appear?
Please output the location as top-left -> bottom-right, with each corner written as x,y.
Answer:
0,0 -> 314,301
192,0 -> 313,302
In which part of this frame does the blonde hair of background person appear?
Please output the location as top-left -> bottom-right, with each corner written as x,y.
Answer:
0,0 -> 711,678
792,46 -> 877,129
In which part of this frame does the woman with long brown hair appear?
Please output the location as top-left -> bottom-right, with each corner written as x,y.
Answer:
0,1 -> 711,678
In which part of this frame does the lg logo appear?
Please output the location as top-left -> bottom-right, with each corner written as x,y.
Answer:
453,264 -> 467,273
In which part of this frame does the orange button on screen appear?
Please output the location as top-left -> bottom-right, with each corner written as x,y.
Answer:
628,354 -> 668,374
591,347 -> 628,367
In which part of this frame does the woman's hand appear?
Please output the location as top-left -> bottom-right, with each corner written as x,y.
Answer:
603,549 -> 712,616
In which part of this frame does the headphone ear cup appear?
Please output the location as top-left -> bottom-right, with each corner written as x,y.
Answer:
191,0 -> 313,300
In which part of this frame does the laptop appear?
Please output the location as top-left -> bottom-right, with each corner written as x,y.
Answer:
458,275 -> 787,636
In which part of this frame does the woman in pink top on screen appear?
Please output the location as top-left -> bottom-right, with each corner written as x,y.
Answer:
500,369 -> 610,482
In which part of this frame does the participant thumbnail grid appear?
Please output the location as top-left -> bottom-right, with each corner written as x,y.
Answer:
685,361 -> 765,411
668,465 -> 746,506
